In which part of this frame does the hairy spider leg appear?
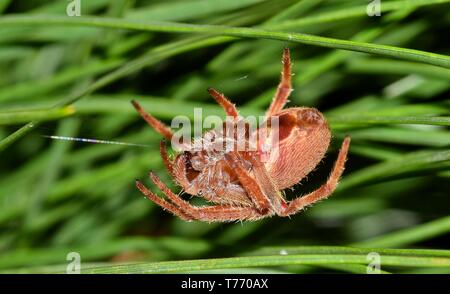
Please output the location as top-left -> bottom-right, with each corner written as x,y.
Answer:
131,100 -> 173,141
149,171 -> 264,222
266,48 -> 293,117
280,136 -> 351,216
224,152 -> 273,214
159,140 -> 177,179
135,180 -> 194,221
207,88 -> 239,118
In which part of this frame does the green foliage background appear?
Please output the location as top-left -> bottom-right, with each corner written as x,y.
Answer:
0,0 -> 449,273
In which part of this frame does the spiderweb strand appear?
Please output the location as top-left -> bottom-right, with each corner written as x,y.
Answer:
42,135 -> 150,148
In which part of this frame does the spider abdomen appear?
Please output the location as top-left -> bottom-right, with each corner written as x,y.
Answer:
264,107 -> 331,190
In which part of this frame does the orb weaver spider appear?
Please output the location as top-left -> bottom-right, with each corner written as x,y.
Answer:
132,48 -> 350,222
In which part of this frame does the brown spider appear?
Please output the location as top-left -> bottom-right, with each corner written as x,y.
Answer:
131,48 -> 351,222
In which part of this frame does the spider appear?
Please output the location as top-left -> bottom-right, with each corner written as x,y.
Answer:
131,48 -> 351,222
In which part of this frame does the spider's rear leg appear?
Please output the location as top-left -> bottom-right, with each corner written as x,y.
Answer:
280,136 -> 351,216
245,153 -> 287,212
149,172 -> 263,222
131,100 -> 173,140
266,48 -> 292,117
223,152 -> 273,214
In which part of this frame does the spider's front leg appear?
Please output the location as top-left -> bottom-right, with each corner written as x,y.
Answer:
280,136 -> 351,217
159,139 -> 174,172
135,180 -> 194,221
148,172 -> 264,222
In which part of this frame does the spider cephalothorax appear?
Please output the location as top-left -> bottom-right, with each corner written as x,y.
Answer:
132,48 -> 350,222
